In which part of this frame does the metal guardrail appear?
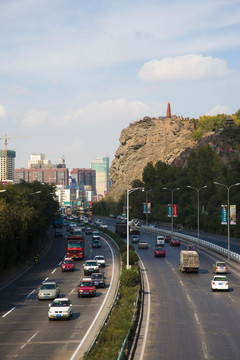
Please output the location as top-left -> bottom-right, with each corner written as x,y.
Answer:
142,225 -> 240,263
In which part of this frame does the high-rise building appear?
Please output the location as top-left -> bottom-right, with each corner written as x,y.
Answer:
90,156 -> 110,198
0,150 -> 16,181
70,168 -> 96,193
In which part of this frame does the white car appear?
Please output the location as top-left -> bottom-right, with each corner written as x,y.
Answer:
211,275 -> 229,291
213,261 -> 228,274
48,298 -> 73,320
83,260 -> 99,275
156,235 -> 165,246
94,255 -> 106,267
100,223 -> 108,229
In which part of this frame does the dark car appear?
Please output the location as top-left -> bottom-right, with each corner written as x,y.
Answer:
92,239 -> 101,248
154,247 -> 166,257
91,272 -> 105,288
131,235 -> 140,243
85,227 -> 93,235
170,238 -> 181,246
164,235 -> 172,243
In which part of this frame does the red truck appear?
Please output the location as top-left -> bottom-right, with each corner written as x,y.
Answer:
66,235 -> 85,259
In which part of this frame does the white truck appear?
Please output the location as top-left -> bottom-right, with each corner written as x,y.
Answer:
179,250 -> 200,273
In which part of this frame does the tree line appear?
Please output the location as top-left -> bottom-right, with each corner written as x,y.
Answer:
0,180 -> 59,273
94,124 -> 240,239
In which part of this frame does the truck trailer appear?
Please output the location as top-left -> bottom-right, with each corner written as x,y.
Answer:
179,250 -> 200,273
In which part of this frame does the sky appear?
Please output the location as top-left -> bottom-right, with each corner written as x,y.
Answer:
0,0 -> 240,170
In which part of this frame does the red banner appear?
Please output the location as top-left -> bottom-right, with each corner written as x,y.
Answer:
173,204 -> 177,217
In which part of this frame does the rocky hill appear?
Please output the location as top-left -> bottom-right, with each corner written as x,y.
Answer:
108,115 -> 240,201
108,116 -> 196,201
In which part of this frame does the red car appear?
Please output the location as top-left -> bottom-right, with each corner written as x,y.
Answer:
164,235 -> 172,243
154,247 -> 166,257
61,258 -> 75,271
77,277 -> 96,297
170,238 -> 181,246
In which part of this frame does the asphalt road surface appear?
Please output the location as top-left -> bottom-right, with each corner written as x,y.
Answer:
0,227 -> 120,360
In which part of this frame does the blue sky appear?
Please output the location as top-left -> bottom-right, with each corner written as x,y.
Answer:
0,0 -> 240,170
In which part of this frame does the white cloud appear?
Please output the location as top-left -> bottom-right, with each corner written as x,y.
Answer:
206,104 -> 229,116
0,104 -> 6,119
54,98 -> 149,127
22,109 -> 48,127
138,54 -> 230,81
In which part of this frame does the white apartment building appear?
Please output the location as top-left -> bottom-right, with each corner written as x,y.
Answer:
28,153 -> 51,168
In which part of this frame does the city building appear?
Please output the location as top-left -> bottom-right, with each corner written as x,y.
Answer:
0,149 -> 16,181
90,156 -> 110,198
70,168 -> 96,193
28,153 -> 65,169
15,167 -> 69,187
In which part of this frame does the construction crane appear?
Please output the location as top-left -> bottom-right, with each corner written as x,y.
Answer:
0,134 -> 28,180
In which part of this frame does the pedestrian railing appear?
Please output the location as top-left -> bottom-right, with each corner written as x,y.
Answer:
142,225 -> 240,263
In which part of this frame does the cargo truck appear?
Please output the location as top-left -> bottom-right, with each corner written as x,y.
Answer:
179,250 -> 200,273
66,235 -> 85,259
115,222 -> 127,237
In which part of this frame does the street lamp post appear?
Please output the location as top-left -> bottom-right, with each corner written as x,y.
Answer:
163,187 -> 180,236
214,181 -> 240,259
126,187 -> 144,269
187,185 -> 207,245
145,189 -> 152,226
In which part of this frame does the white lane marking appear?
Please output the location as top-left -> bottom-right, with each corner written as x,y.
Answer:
58,261 -> 62,266
228,295 -> 235,303
20,331 -> 39,350
179,280 -> 184,287
194,312 -> 200,324
70,288 -> 75,295
138,257 -> 151,360
2,307 -> 16,318
27,289 -> 36,298
51,268 -> 57,274
69,238 -> 115,360
42,277 -> 48,283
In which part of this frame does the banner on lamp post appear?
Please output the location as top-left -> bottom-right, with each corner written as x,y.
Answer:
143,203 -> 151,214
168,204 -> 172,217
230,205 -> 236,225
143,203 -> 147,214
147,202 -> 151,214
173,204 -> 177,217
221,205 -> 227,225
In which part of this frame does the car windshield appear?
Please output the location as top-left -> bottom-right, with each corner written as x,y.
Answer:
216,262 -> 226,267
52,301 -> 69,307
41,284 -> 56,290
95,256 -> 104,260
215,277 -> 227,281
86,262 -> 97,266
68,241 -> 82,248
156,248 -> 163,251
80,281 -> 94,286
63,260 -> 73,264
92,274 -> 103,279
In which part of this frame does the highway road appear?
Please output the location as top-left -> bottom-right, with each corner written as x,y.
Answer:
0,227 -> 120,360
103,218 -> 240,360
133,229 -> 240,360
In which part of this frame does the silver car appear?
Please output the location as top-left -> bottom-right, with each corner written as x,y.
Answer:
38,281 -> 60,300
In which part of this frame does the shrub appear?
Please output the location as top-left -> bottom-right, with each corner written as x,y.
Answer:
121,250 -> 139,266
120,269 -> 140,287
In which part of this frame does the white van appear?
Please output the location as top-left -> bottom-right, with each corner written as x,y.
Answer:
156,235 -> 165,246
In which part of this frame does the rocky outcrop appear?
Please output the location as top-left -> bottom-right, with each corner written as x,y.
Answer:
108,116 -> 197,201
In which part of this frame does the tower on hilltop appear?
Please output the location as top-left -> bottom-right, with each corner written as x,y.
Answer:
166,102 -> 171,117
